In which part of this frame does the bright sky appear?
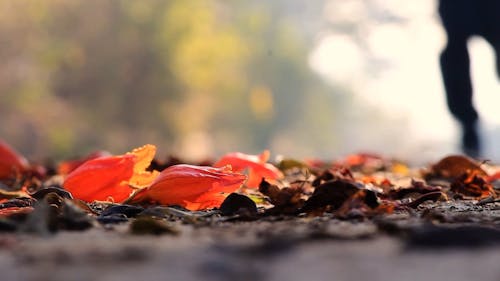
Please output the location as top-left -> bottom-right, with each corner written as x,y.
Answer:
308,0 -> 500,163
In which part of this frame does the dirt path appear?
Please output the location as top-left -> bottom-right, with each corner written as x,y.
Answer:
1,209 -> 499,281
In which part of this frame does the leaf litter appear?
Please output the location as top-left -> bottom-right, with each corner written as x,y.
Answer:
0,139 -> 499,250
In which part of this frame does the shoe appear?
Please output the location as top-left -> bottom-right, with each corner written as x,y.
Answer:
461,124 -> 480,158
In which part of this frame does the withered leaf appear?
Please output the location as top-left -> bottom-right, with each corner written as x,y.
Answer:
335,189 -> 381,219
301,179 -> 361,213
311,168 -> 354,187
259,179 -> 304,214
428,155 -> 487,180
387,179 -> 442,200
450,171 -> 495,199
404,191 -> 448,209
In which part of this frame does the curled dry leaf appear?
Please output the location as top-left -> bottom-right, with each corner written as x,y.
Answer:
259,179 -> 305,214
450,170 -> 495,199
428,155 -> 487,180
335,189 -> 380,218
301,179 -> 361,213
131,164 -> 246,211
311,167 -> 354,187
0,140 -> 29,180
63,144 -> 159,203
404,191 -> 448,209
214,150 -> 283,188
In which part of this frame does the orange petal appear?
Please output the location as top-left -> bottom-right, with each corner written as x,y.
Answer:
258,150 -> 270,163
214,150 -> 283,188
127,144 -> 159,187
63,155 -> 136,202
132,164 -> 246,210
62,144 -> 159,203
127,144 -> 156,174
0,140 -> 29,179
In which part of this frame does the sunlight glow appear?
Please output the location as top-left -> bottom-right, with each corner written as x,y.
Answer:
309,0 -> 500,162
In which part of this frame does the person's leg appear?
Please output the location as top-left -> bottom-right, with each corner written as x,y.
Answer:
480,0 -> 500,79
495,44 -> 500,79
438,0 -> 480,156
487,39 -> 500,82
440,39 -> 480,157
440,39 -> 478,126
488,26 -> 500,80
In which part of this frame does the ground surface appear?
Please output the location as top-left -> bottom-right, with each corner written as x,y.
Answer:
1,200 -> 499,281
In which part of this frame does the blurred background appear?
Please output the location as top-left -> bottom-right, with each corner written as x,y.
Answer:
1,0 -> 499,164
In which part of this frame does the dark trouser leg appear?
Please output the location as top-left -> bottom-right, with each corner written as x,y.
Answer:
493,41 -> 500,80
440,39 -> 480,156
440,39 -> 477,125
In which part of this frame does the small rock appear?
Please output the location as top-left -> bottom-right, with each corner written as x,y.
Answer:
220,193 -> 258,216
130,217 -> 179,235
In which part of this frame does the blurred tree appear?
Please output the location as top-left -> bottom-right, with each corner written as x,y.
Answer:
0,0 -> 343,161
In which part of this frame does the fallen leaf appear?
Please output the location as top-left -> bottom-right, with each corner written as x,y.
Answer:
311,167 -> 354,187
387,179 -> 442,200
259,179 -> 305,214
450,170 -> 495,199
276,158 -> 310,171
428,155 -> 487,180
214,150 -> 283,188
335,189 -> 380,218
131,164 -> 246,211
301,179 -> 361,213
403,191 -> 448,208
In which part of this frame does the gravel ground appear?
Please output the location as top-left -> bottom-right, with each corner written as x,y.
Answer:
1,202 -> 499,281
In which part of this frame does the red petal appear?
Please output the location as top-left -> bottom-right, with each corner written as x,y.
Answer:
214,150 -> 283,188
58,151 -> 111,175
63,155 -> 135,202
214,151 -> 264,171
62,145 -> 159,203
133,164 -> 246,210
0,140 -> 29,179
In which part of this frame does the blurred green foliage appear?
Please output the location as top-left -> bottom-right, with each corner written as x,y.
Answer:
0,0 -> 348,161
